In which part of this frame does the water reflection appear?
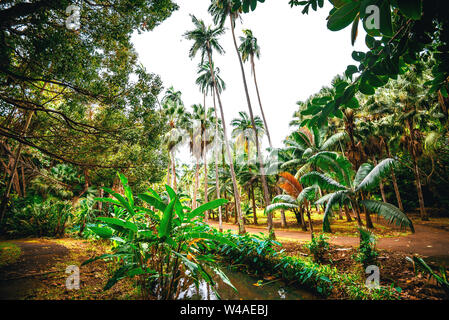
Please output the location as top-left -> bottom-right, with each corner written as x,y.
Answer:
178,265 -> 318,300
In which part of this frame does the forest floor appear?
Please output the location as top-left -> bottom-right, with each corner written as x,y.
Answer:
0,238 -> 138,300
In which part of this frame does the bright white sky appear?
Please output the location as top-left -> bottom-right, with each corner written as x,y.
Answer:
132,0 -> 367,163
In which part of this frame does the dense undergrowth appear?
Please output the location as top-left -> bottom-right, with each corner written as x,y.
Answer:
206,227 -> 400,300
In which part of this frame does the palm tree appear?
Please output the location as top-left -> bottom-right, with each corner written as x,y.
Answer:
209,0 -> 274,239
186,104 -> 215,210
231,111 -> 265,163
239,29 -> 272,148
231,111 -> 265,225
266,172 -> 320,239
196,62 -> 226,229
162,97 -> 186,190
283,126 -> 351,182
162,86 -> 183,107
183,15 -> 246,234
364,97 -> 406,212
300,158 -> 415,233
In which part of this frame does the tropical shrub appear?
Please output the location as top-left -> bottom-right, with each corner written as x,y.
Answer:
210,229 -> 333,296
4,197 -> 72,238
305,233 -> 330,263
353,227 -> 378,268
83,173 -> 236,300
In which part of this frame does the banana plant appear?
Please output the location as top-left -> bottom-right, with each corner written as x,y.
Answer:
83,172 -> 237,300
300,158 -> 415,233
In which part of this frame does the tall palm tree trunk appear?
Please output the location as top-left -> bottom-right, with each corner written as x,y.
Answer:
193,159 -> 200,209
386,146 -> 404,211
171,150 -> 177,191
250,184 -> 258,225
250,56 -> 272,147
203,93 -> 209,221
343,204 -> 353,222
212,90 -> 223,231
206,48 -> 245,234
406,119 -> 428,221
229,15 -> 274,239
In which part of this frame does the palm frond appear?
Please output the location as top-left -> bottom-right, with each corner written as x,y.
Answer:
360,200 -> 415,232
322,190 -> 349,232
300,172 -> 347,192
295,162 -> 312,180
356,158 -> 396,191
321,132 -> 348,150
353,163 -> 374,188
278,172 -> 303,198
272,194 -> 296,204
297,185 -> 319,204
265,203 -> 299,215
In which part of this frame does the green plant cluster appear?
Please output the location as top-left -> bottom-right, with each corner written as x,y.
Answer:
210,229 -> 334,296
353,227 -> 379,267
4,197 -> 72,238
305,233 -> 330,263
209,228 -> 400,299
83,173 -> 236,300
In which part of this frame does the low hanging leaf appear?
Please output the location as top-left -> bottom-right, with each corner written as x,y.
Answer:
356,158 -> 396,191
360,200 -> 414,232
327,1 -> 361,31
265,203 -> 299,215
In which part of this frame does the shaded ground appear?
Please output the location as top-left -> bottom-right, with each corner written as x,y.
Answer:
0,238 -> 137,300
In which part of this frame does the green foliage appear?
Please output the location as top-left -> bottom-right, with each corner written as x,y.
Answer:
0,1 -> 177,167
211,229 -> 334,296
353,227 -> 379,268
305,233 -> 330,263
406,256 -> 449,295
83,173 -> 234,299
4,197 -> 72,238
289,0 -> 449,126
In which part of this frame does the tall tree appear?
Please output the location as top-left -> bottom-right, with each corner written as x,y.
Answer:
184,15 -> 246,234
231,111 -> 265,224
161,91 -> 186,191
238,29 -> 272,147
196,62 -> 226,230
209,0 -> 274,238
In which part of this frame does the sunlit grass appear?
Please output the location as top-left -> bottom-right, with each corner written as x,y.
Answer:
0,242 -> 22,267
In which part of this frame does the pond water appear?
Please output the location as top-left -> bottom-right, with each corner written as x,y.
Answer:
177,265 -> 319,300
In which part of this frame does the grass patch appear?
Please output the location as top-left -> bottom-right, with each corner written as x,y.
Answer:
0,242 -> 22,267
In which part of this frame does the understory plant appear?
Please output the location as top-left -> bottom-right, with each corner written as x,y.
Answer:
353,227 -> 378,268
4,197 -> 72,238
305,233 -> 330,263
406,256 -> 449,295
210,229 -> 334,296
83,173 -> 236,300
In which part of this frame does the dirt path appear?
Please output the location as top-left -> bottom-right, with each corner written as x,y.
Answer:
0,239 -> 69,299
208,221 -> 449,259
